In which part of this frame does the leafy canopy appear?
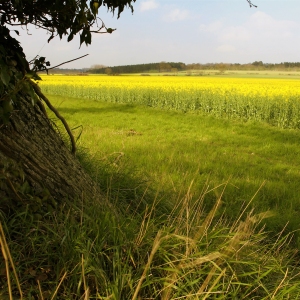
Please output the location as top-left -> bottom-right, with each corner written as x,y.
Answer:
0,0 -> 136,46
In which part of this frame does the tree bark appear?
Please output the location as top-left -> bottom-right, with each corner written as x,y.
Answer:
0,92 -> 101,210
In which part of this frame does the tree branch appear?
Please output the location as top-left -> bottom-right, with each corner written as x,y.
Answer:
46,54 -> 89,71
29,80 -> 77,155
246,0 -> 257,8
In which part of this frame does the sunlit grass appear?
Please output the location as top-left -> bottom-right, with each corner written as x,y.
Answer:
47,94 -> 300,237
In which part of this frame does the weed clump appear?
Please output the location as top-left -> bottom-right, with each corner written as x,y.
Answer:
1,177 -> 299,299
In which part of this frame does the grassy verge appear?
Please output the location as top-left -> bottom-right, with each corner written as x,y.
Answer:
1,176 -> 300,299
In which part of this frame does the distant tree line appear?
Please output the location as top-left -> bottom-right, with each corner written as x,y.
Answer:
185,61 -> 300,72
89,61 -> 300,75
89,62 -> 186,74
45,61 -> 300,75
251,61 -> 300,69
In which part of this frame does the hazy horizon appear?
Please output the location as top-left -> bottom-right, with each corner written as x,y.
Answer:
51,60 -> 300,70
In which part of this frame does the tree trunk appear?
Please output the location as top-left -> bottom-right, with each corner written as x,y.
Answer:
0,92 -> 101,211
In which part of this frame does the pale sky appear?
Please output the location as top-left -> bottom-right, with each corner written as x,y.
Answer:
11,0 -> 300,69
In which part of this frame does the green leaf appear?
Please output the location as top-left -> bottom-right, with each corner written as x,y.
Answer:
25,70 -> 41,80
32,73 -> 42,80
85,31 -> 92,45
0,65 -> 11,86
106,28 -> 115,34
68,32 -> 74,42
80,32 -> 85,45
2,100 -> 13,113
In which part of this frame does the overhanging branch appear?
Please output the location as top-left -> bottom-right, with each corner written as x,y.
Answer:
246,0 -> 257,8
46,54 -> 89,71
29,80 -> 77,155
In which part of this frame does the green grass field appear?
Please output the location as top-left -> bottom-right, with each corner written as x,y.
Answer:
48,94 -> 300,238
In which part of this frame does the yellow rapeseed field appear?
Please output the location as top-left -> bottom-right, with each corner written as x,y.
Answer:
40,75 -> 300,128
40,75 -> 300,97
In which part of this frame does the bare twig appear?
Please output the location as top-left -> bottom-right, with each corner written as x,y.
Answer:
246,0 -> 257,8
46,54 -> 89,71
